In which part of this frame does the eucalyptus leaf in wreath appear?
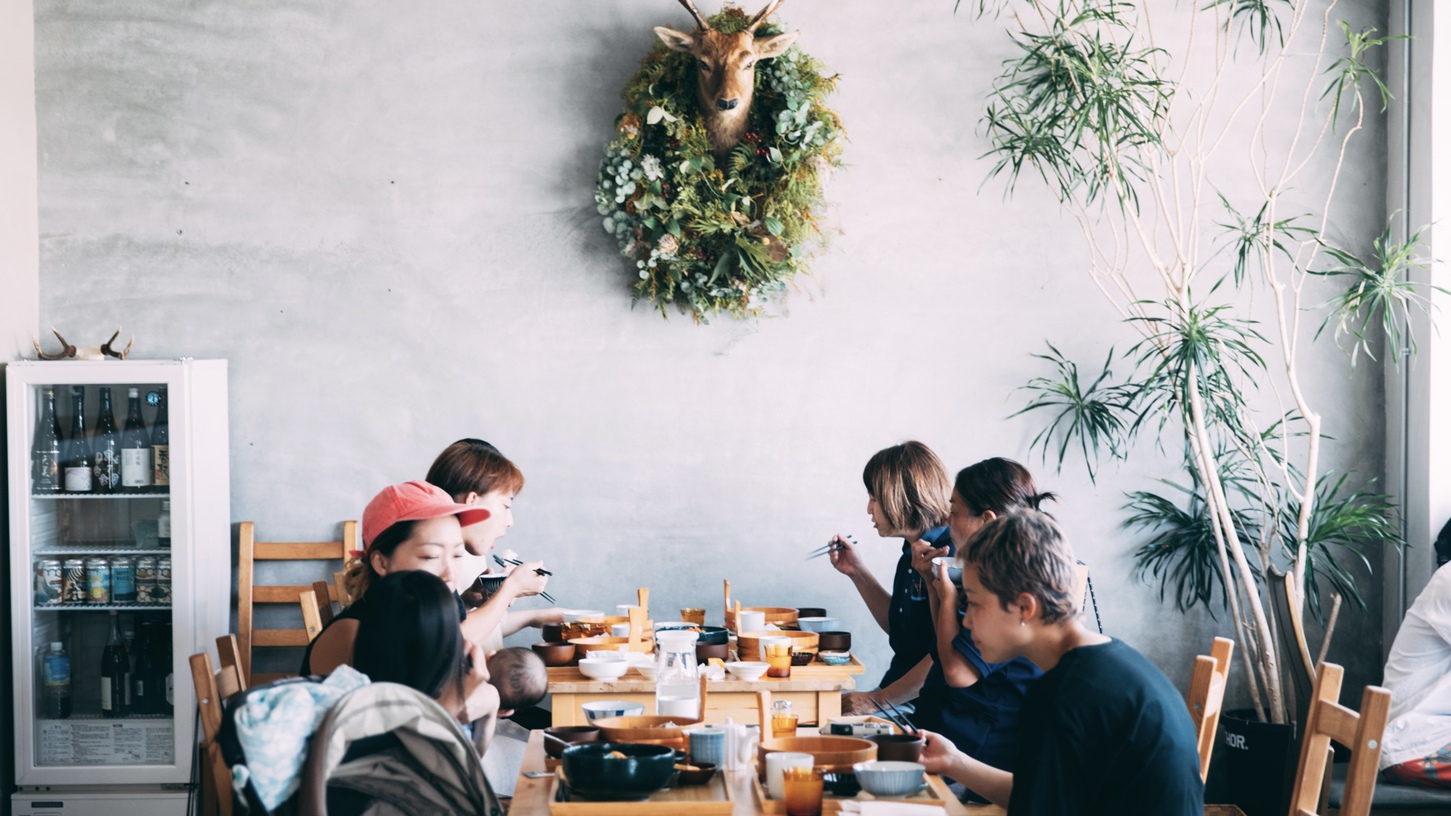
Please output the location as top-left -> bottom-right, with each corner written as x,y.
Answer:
595,9 -> 844,322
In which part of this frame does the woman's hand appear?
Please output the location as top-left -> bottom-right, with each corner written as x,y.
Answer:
841,691 -> 881,715
827,535 -> 867,578
935,561 -> 959,603
910,537 -> 950,581
459,641 -> 501,723
917,729 -> 964,776
501,560 -> 549,599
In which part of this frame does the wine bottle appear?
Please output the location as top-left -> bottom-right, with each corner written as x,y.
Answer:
120,388 -> 151,491
92,387 -> 121,493
149,387 -> 169,491
158,500 -> 172,548
63,387 -> 93,493
33,387 -> 61,493
132,621 -> 158,715
100,612 -> 130,717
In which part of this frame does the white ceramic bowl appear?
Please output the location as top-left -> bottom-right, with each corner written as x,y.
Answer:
580,700 -> 646,722
563,609 -> 605,622
577,658 -> 631,680
635,664 -> 658,680
931,556 -> 963,584
796,616 -> 841,633
586,649 -> 628,661
852,761 -> 926,797
724,661 -> 769,681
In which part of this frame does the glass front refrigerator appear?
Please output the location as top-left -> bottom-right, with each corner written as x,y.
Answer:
6,359 -> 230,816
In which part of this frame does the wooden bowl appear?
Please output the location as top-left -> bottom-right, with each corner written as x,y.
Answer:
542,725 -> 600,758
737,630 -> 820,661
532,641 -> 577,667
696,642 -> 729,663
592,715 -> 698,751
726,606 -> 799,630
758,735 -> 877,775
568,635 -> 644,652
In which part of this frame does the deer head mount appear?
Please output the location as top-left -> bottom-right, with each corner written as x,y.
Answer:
654,0 -> 798,156
32,328 -> 133,361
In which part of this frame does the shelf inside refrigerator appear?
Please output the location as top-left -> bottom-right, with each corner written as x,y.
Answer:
30,492 -> 170,500
34,605 -> 173,612
37,539 -> 173,554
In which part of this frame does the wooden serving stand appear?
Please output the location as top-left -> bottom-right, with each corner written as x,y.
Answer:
548,771 -> 734,814
750,771 -> 956,814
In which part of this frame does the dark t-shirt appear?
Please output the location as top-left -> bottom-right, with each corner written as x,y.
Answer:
881,525 -> 953,689
1009,638 -> 1204,816
299,589 -> 468,676
913,627 -> 1040,774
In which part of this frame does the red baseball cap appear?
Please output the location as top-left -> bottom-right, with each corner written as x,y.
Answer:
361,480 -> 491,549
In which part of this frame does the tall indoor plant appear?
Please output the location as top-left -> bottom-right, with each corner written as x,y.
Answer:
964,0 -> 1433,728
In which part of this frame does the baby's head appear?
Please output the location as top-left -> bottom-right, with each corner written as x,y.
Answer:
485,647 -> 548,713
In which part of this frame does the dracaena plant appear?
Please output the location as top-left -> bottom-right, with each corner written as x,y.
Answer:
969,0 -> 1441,724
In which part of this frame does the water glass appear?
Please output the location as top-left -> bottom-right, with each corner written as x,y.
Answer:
782,767 -> 825,816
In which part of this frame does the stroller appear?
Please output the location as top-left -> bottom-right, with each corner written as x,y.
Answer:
221,678 -> 502,816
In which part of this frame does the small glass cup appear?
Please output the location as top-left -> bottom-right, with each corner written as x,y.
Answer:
766,642 -> 792,678
681,607 -> 706,625
771,699 -> 798,737
782,767 -> 825,816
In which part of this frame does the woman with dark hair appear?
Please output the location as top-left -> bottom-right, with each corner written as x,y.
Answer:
919,509 -> 1203,813
425,439 -> 561,653
825,441 -> 953,715
351,570 -> 473,709
910,458 -> 1051,798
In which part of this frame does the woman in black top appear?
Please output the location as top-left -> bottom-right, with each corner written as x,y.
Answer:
918,509 -> 1203,815
825,441 -> 952,715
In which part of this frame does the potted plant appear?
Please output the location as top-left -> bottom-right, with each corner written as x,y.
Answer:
957,2 -> 1435,813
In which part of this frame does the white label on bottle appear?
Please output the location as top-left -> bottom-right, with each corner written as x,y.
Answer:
63,467 -> 91,492
158,513 -> 171,539
121,448 -> 151,487
100,678 -> 113,711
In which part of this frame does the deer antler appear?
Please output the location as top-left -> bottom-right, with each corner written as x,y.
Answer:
747,0 -> 785,33
675,0 -> 711,31
101,328 -> 132,360
32,328 -> 77,361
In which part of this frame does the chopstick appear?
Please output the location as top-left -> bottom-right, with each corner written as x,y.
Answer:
871,696 -> 919,736
805,536 -> 856,560
493,555 -> 556,605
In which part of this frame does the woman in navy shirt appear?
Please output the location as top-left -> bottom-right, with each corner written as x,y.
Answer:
826,441 -> 952,715
913,459 -> 1050,794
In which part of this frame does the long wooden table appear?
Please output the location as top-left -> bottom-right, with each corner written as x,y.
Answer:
508,729 -> 1006,816
546,659 -> 866,727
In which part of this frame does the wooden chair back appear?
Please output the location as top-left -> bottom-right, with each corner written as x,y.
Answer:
190,636 -> 249,816
1288,661 -> 1392,816
237,520 -> 355,685
1187,637 -> 1234,781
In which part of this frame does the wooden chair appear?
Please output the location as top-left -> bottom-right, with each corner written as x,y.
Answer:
1187,637 -> 1234,782
1288,661 -> 1392,816
299,579 -> 336,643
190,636 -> 248,816
237,521 -> 356,685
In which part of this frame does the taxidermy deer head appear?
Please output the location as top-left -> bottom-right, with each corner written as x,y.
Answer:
654,0 -> 799,156
32,328 -> 133,361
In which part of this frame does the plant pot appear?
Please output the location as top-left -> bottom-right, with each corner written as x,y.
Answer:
1208,709 -> 1297,816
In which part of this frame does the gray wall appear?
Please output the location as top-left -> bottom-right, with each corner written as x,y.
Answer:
32,0 -> 1389,701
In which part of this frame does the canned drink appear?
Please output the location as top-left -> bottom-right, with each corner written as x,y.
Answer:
137,583 -> 154,604
136,555 -> 157,584
85,557 -> 111,604
62,559 -> 86,604
34,559 -> 62,606
110,556 -> 137,603
151,581 -> 171,606
157,556 -> 171,586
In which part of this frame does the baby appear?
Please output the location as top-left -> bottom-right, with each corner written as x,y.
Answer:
485,647 -> 548,713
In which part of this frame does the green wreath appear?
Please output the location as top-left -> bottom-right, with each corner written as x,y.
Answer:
595,9 -> 844,322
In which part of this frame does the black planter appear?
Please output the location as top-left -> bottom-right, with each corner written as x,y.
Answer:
1207,709 -> 1297,816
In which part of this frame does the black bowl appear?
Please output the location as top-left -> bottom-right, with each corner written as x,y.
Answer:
561,742 -> 678,801
822,771 -> 861,796
796,607 -> 828,618
655,623 -> 730,646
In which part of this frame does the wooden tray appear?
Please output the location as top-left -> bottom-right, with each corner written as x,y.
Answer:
750,769 -> 954,814
548,770 -> 733,813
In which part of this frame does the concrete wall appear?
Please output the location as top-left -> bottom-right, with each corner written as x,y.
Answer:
30,0 -> 1390,702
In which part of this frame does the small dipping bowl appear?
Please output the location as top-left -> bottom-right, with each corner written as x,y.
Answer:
817,650 -> 852,666
822,771 -> 861,797
673,761 -> 717,785
578,658 -> 630,680
532,641 -> 577,667
543,725 -> 600,758
581,700 -> 646,722
869,733 -> 926,763
724,661 -> 769,681
790,651 -> 815,666
931,555 -> 963,585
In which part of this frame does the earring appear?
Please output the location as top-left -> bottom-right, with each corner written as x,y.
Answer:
1020,619 -> 1026,627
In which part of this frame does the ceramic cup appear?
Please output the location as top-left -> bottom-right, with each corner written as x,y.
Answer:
737,610 -> 767,632
766,751 -> 815,800
610,623 -> 631,637
687,725 -> 727,766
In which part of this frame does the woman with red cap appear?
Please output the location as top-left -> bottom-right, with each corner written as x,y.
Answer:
301,480 -> 507,724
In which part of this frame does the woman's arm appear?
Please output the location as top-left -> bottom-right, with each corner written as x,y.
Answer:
918,729 -> 1014,808
841,654 -> 933,714
932,562 -> 983,688
828,535 -> 891,633
305,619 -> 359,676
460,562 -> 549,645
502,607 -> 566,637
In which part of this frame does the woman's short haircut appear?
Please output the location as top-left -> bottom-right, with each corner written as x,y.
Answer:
960,508 -> 1078,624
426,438 -> 525,502
861,441 -> 951,535
351,570 -> 465,702
953,458 -> 1057,516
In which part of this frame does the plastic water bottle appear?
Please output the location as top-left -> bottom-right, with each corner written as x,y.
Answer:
42,641 -> 71,719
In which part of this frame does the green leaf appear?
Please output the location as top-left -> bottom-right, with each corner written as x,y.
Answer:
768,147 -> 784,164
765,217 -> 785,236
